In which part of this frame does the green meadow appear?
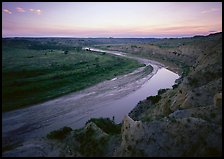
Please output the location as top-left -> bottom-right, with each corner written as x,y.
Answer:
2,39 -> 143,112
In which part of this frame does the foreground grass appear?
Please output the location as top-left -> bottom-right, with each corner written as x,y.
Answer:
2,39 -> 143,112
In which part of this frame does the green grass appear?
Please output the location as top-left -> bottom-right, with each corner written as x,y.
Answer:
2,39 -> 143,112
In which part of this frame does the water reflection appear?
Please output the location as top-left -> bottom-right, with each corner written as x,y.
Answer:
71,67 -> 180,127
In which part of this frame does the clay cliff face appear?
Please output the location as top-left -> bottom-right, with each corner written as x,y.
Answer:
67,33 -> 222,157
126,32 -> 222,156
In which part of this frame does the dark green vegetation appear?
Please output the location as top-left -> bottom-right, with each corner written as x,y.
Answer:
47,126 -> 72,140
74,118 -> 121,156
75,126 -> 109,156
85,117 -> 122,135
46,118 -> 122,157
146,95 -> 161,104
2,38 -> 143,112
158,88 -> 169,95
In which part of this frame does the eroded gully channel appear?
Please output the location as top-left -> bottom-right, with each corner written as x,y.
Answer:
2,47 -> 180,149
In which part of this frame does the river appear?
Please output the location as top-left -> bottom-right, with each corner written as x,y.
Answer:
2,47 -> 180,153
81,47 -> 180,123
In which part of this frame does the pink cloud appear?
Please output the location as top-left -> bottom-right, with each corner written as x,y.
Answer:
16,7 -> 26,12
201,7 -> 220,14
29,8 -> 43,15
3,9 -> 12,14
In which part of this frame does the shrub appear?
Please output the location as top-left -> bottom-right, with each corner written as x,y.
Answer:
85,117 -> 121,135
47,126 -> 72,140
146,95 -> 161,104
172,84 -> 179,89
158,88 -> 169,95
75,122 -> 112,157
77,127 -> 108,157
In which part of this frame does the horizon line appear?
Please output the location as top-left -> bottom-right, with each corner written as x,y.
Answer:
2,32 -> 222,39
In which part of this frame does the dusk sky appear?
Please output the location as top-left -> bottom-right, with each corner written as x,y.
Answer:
2,2 -> 222,38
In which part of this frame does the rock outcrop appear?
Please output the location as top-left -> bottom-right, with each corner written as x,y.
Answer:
115,115 -> 144,157
127,32 -> 222,156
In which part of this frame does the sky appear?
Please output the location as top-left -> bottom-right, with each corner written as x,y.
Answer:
2,2 -> 222,38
